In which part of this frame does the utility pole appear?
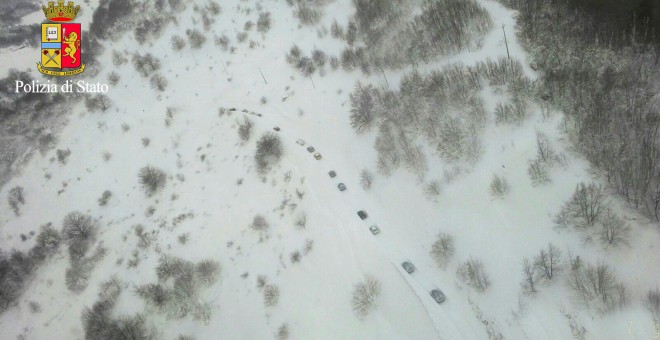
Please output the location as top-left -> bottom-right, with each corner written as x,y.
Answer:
259,68 -> 267,84
502,24 -> 510,59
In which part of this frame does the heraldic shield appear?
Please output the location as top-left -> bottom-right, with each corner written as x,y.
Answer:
41,23 -> 81,69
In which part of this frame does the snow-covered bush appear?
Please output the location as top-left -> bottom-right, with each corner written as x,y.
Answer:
186,29 -> 206,48
171,35 -> 186,50
238,116 -> 253,143
257,12 -> 272,33
7,186 -> 24,216
62,212 -> 96,245
98,190 -> 112,206
132,53 -> 161,77
250,214 -> 269,231
489,175 -> 510,198
430,233 -> 455,268
263,284 -> 280,307
527,158 -> 550,186
255,132 -> 283,173
195,259 -> 220,286
150,73 -> 168,91
351,275 -> 381,319
138,166 -> 167,196
359,169 -> 373,190
457,257 -> 490,292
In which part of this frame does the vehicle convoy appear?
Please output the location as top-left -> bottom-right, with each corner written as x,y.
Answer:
338,183 -> 346,191
357,210 -> 367,220
369,225 -> 380,235
430,289 -> 446,304
401,261 -> 415,274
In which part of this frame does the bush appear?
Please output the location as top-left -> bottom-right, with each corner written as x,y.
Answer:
98,190 -> 112,206
7,186 -> 24,216
132,53 -> 161,77
57,148 -> 71,164
312,49 -> 326,67
186,29 -> 206,48
138,166 -> 167,196
457,257 -> 490,292
150,73 -> 168,91
644,288 -> 660,319
351,275 -> 381,319
430,233 -> 455,268
195,259 -> 220,286
527,158 -> 550,186
567,257 -> 628,312
62,212 -> 96,245
238,116 -> 253,143
263,284 -> 280,307
107,71 -> 120,85
35,224 -> 61,255
276,323 -> 289,340
156,255 -> 192,281
65,263 -> 90,292
171,35 -> 186,50
250,214 -> 269,231
257,12 -> 271,33
136,283 -> 170,309
489,175 -> 510,198
255,133 -> 283,172
359,169 -> 373,190
349,82 -> 375,133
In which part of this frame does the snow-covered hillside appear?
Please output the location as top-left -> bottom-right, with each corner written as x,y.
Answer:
1,0 -> 659,339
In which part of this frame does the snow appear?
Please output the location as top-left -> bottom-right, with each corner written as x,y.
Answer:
1,0 -> 659,339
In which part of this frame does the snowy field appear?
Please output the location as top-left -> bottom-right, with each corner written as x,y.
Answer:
0,0 -> 659,339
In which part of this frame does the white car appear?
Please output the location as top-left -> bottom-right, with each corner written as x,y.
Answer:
369,225 -> 380,235
296,139 -> 305,146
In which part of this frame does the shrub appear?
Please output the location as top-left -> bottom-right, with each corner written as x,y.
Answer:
263,284 -> 280,307
359,169 -> 374,190
98,190 -> 112,206
150,73 -> 168,91
457,257 -> 490,292
136,283 -> 170,309
171,35 -> 186,50
644,288 -> 660,319
430,233 -> 455,268
312,49 -> 326,67
138,166 -> 167,196
255,133 -> 283,172
251,214 -> 269,231
35,224 -> 61,255
107,71 -> 120,85
567,257 -> 628,312
65,263 -> 90,292
62,212 -> 96,245
132,53 -> 161,77
290,251 -> 301,263
256,275 -> 267,289
238,116 -> 253,143
186,29 -> 206,48
489,175 -> 510,198
195,259 -> 220,286
276,323 -> 289,340
7,186 -> 24,216
156,255 -> 192,281
257,12 -> 272,33
351,275 -> 381,319
527,158 -> 550,186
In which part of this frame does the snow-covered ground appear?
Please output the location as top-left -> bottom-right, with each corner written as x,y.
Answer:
1,0 -> 658,339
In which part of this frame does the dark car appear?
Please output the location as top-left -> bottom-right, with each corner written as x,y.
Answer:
357,210 -> 367,220
338,183 -> 346,191
430,289 -> 446,304
401,261 -> 415,274
329,171 -> 336,178
273,126 -> 280,131
307,146 -> 315,153
369,225 -> 380,235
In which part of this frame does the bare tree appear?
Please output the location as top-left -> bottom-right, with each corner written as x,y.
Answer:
598,209 -> 630,247
150,73 -> 168,91
171,35 -> 186,50
520,258 -> 537,295
351,275 -> 381,319
138,166 -> 167,196
430,233 -> 455,268
555,183 -> 607,231
264,284 -> 280,307
62,212 -> 96,244
457,257 -> 490,292
255,132 -> 283,172
534,243 -> 562,281
349,82 -> 375,133
644,288 -> 660,319
535,131 -> 554,164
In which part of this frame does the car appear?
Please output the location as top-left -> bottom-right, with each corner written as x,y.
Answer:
401,261 -> 415,274
357,210 -> 367,220
307,146 -> 315,153
430,289 -> 446,304
314,152 -> 322,160
338,183 -> 346,191
369,225 -> 380,235
273,126 -> 280,131
329,171 -> 336,178
296,139 -> 305,146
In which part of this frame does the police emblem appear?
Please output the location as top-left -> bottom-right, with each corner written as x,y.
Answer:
38,0 -> 85,76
